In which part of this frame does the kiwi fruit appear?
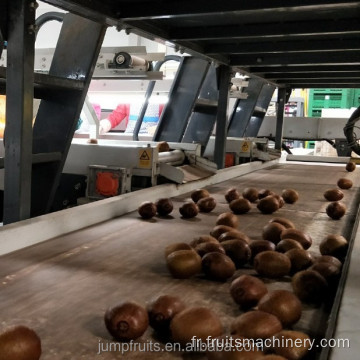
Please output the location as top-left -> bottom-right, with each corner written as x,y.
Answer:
260,356 -> 287,360
249,240 -> 276,263
262,222 -> 286,244
157,141 -> 170,152
197,196 -> 217,213
269,217 -> 295,229
216,212 -> 239,228
319,234 -> 348,259
225,188 -> 240,203
191,189 -> 210,203
206,334 -> 264,359
242,188 -> 259,203
337,178 -> 353,189
104,301 -> 149,341
258,189 -> 275,199
276,239 -> 303,253
166,250 -> 202,278
314,255 -> 342,268
272,330 -> 312,360
285,248 -> 314,274
0,325 -> 41,360
230,310 -> 282,339
229,198 -> 252,214
195,242 -> 225,257
155,198 -> 173,216
210,225 -> 237,239
291,270 -> 328,304
179,201 -> 199,218
147,295 -> 186,333
230,274 -> 268,309
220,239 -> 251,268
218,230 -> 251,244
280,229 -> 312,250
326,201 -> 346,220
202,252 -> 236,281
190,235 -> 219,248
254,251 -> 291,278
309,262 -> 341,283
346,161 -> 356,172
258,290 -> 302,327
273,194 -> 285,208
165,242 -> 193,257
257,196 -> 280,214
170,307 -> 223,344
323,189 -> 344,201
281,189 -> 299,204
138,201 -> 157,219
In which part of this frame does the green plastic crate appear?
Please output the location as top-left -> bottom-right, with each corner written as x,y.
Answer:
353,89 -> 360,107
309,89 -> 354,111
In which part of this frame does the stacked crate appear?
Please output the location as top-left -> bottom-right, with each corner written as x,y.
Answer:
308,89 -> 355,117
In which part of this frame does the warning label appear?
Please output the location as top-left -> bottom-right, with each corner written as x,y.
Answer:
241,141 -> 250,153
138,149 -> 152,168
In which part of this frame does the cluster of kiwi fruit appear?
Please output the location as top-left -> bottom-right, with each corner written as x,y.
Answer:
138,188 -> 217,220
323,161 -> 356,220
225,186 -> 299,215
0,325 -> 41,360
104,295 -> 224,347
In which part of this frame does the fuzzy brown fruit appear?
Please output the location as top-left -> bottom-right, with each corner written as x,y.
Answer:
190,235 -> 218,248
285,248 -> 314,274
191,189 -> 210,203
197,196 -> 216,213
104,302 -> 149,341
258,290 -> 302,327
326,201 -> 346,220
194,242 -> 225,257
319,234 -> 348,259
323,189 -> 344,202
257,196 -> 280,214
281,189 -> 299,204
156,198 -> 173,216
346,161 -> 356,172
254,251 -> 291,278
220,239 -> 251,268
179,201 -> 199,218
166,250 -> 202,279
170,307 -> 223,345
0,325 -> 41,360
138,201 -> 157,219
164,242 -> 193,258
216,212 -> 239,228
269,217 -> 295,229
225,188 -> 240,203
280,229 -> 312,250
157,141 -> 170,152
272,330 -> 312,360
147,295 -> 186,333
258,189 -> 275,199
337,178 -> 353,189
218,230 -> 251,244
202,252 -> 236,281
230,274 -> 268,309
262,222 -> 286,244
210,225 -> 237,239
292,270 -> 328,304
276,239 -> 303,253
229,198 -> 252,214
242,188 -> 259,203
314,255 -> 342,268
249,240 -> 276,263
231,310 -> 282,339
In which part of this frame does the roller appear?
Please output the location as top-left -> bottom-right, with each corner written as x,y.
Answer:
113,52 -> 149,70
158,149 -> 185,166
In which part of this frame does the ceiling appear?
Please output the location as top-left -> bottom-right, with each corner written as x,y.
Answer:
41,0 -> 360,88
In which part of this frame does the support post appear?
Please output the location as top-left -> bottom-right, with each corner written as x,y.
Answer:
214,65 -> 230,169
4,0 -> 36,224
275,87 -> 286,150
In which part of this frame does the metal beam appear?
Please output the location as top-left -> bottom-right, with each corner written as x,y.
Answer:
169,18 -> 360,41
230,50 -> 360,66
275,88 -> 286,151
4,0 -> 36,224
249,65 -> 360,74
276,79 -> 360,85
205,38 -> 360,55
264,72 -> 360,80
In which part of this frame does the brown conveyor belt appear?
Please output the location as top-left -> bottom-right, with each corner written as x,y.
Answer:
0,162 -> 359,359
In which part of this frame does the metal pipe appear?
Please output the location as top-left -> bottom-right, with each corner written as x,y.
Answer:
132,55 -> 182,141
158,149 -> 185,166
35,12 -> 65,38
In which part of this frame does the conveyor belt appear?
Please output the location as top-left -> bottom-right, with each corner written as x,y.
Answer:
0,162 -> 359,359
